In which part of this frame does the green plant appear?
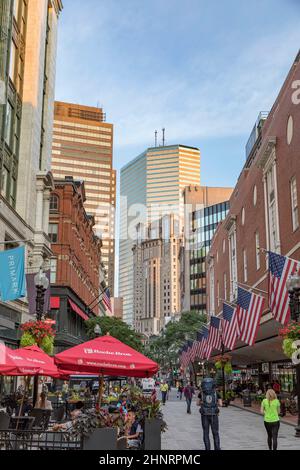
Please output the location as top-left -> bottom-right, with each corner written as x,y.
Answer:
20,320 -> 55,355
280,322 -> 300,358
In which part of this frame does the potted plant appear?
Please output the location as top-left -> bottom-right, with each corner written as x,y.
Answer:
72,408 -> 122,450
128,389 -> 167,450
20,320 -> 55,354
280,322 -> 300,359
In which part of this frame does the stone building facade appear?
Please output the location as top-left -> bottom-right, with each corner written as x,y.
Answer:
206,51 -> 300,389
133,215 -> 182,336
0,0 -> 63,347
49,177 -> 102,351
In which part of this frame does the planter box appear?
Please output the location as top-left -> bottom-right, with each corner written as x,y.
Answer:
144,418 -> 162,450
83,427 -> 117,450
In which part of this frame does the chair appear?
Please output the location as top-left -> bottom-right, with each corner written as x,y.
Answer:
0,412 -> 10,430
51,406 -> 65,423
30,409 -> 52,431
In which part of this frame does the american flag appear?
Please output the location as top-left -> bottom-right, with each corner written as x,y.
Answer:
102,288 -> 112,314
237,287 -> 264,346
222,303 -> 240,350
180,344 -> 188,368
268,251 -> 299,325
190,341 -> 198,362
198,327 -> 212,359
186,340 -> 194,365
208,316 -> 222,351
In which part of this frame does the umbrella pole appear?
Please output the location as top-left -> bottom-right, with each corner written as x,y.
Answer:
16,376 -> 30,431
98,373 -> 104,410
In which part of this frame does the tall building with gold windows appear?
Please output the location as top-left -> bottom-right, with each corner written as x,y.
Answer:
51,102 -> 116,293
119,144 -> 200,325
0,0 -> 63,347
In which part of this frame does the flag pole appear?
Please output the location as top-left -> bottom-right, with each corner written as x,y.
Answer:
235,281 -> 268,295
258,246 -> 300,265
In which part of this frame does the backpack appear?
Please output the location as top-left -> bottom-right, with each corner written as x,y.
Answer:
199,378 -> 219,416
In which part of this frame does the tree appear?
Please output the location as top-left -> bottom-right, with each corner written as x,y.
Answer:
146,311 -> 207,371
85,316 -> 144,352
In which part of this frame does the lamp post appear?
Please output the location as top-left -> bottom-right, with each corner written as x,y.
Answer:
33,269 -> 50,406
220,333 -> 226,403
93,324 -> 104,409
286,271 -> 300,438
34,269 -> 50,321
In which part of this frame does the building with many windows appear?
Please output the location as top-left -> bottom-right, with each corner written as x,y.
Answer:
182,186 -> 233,314
119,144 -> 200,325
0,0 -> 62,350
206,51 -> 300,391
51,101 -> 116,294
133,215 -> 182,336
49,176 -> 101,351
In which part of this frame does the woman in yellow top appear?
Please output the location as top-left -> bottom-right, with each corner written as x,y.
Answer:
260,389 -> 280,450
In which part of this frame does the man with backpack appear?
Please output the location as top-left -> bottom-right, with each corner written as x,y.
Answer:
197,377 -> 222,451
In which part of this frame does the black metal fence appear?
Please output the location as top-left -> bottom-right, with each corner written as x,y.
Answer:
0,430 -> 82,451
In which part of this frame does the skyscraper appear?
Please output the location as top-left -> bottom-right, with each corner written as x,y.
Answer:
119,144 -> 200,325
51,101 -> 116,294
0,0 -> 63,347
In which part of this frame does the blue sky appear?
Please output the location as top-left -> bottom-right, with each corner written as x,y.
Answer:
55,0 -> 300,188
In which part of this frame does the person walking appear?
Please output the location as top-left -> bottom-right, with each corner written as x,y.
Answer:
261,389 -> 281,450
197,378 -> 222,451
160,381 -> 168,405
183,382 -> 195,414
177,383 -> 184,400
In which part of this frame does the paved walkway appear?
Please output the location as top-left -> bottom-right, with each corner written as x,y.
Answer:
161,393 -> 300,450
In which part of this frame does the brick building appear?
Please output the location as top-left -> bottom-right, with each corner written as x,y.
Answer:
49,176 -> 102,351
206,51 -> 300,391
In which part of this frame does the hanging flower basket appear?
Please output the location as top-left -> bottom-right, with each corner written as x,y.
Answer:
279,322 -> 300,359
20,320 -> 55,355
213,354 -> 232,373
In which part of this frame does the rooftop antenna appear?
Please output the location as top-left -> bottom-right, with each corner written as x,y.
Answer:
155,130 -> 158,147
162,128 -> 166,147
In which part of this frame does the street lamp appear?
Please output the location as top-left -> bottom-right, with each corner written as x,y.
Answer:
287,270 -> 300,438
94,324 -> 102,337
33,269 -> 49,406
34,269 -> 49,321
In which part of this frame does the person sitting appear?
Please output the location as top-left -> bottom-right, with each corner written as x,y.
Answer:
123,408 -> 143,449
53,401 -> 84,432
35,392 -> 53,410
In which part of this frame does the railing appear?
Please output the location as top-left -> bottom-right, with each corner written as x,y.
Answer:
0,430 -> 82,451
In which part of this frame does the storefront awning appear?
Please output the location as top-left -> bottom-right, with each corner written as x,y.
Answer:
50,297 -> 60,309
68,299 -> 89,321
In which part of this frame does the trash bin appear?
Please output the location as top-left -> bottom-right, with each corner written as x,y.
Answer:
243,392 -> 252,407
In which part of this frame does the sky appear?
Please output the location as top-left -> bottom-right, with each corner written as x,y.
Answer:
54,0 -> 300,291
55,0 -> 300,188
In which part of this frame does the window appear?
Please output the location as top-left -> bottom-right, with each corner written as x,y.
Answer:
243,249 -> 248,283
9,41 -> 17,83
217,281 -> 220,308
255,232 -> 260,270
223,273 -> 227,301
241,208 -> 245,226
229,230 -> 237,300
290,177 -> 299,231
253,185 -> 257,207
50,194 -> 59,212
48,224 -> 58,243
13,0 -> 20,20
50,258 -> 57,283
287,115 -> 294,145
209,263 -> 215,315
266,165 -> 279,252
223,239 -> 226,254
5,103 -> 13,147
1,167 -> 9,197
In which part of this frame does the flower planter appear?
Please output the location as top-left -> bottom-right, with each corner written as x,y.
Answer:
83,427 -> 118,450
143,418 -> 162,450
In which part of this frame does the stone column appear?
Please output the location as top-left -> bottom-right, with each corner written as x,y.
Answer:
43,188 -> 50,235
35,179 -> 45,232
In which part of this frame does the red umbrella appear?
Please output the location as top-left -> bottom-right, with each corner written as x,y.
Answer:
54,335 -> 159,378
0,345 -> 61,377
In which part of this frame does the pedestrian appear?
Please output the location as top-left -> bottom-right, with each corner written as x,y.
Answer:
35,391 -> 53,410
197,377 -> 222,451
261,389 -> 280,451
160,381 -> 168,405
183,381 -> 195,414
177,383 -> 183,400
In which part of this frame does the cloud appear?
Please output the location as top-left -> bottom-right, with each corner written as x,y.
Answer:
55,1 -> 300,169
